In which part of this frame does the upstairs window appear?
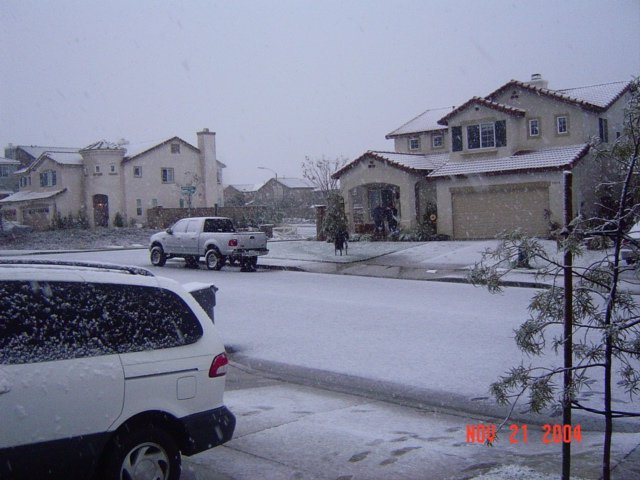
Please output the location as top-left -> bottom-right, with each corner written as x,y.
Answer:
467,121 -> 506,149
110,164 -> 117,174
431,133 -> 444,149
556,115 -> 569,135
452,126 -> 463,152
599,118 -> 609,143
39,170 -> 56,187
161,168 -> 175,183
528,118 -> 540,137
0,165 -> 10,177
408,137 -> 421,151
171,143 -> 181,154
133,166 -> 142,177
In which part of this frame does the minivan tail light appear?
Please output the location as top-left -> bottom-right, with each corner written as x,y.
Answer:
228,239 -> 238,247
209,353 -> 229,378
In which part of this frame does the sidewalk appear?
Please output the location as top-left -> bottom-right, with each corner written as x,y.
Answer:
259,239 -> 623,290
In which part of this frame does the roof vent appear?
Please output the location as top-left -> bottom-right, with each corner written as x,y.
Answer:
527,73 -> 549,90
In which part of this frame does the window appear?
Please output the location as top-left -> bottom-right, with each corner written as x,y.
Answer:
204,218 -> 235,233
39,170 -> 56,187
0,281 -> 203,364
409,137 -> 420,151
109,164 -> 117,174
136,199 -> 142,216
152,198 -> 158,208
467,122 -> 495,149
556,115 -> 569,135
161,168 -> 175,183
94,165 -> 101,174
0,165 -> 9,177
133,166 -> 142,177
599,118 -> 609,143
171,143 -> 180,154
431,133 -> 444,149
20,176 -> 32,187
452,126 -> 463,152
528,118 -> 540,137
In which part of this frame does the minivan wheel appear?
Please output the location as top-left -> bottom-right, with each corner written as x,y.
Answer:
150,246 -> 167,267
205,249 -> 224,271
102,426 -> 180,480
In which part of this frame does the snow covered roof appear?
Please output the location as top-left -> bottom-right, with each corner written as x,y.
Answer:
428,144 -> 590,178
333,150 -> 448,178
386,106 -> 454,138
0,157 -> 19,165
42,151 -> 83,166
438,97 -> 527,126
0,188 -> 67,204
228,183 -> 262,193
81,140 -> 125,151
485,79 -> 632,112
13,146 -> 80,162
556,81 -> 632,109
276,177 -> 314,189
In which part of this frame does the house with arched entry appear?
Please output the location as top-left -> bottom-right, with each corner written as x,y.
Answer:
333,75 -> 633,239
1,129 -> 225,229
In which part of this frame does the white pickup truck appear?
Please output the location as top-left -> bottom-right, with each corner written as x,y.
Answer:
149,217 -> 268,271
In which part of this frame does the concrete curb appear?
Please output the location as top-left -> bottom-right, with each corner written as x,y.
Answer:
229,354 -> 640,434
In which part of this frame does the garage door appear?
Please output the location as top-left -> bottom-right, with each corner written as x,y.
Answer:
452,183 -> 550,239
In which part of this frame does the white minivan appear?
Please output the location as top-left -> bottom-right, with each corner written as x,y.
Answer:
0,259 -> 235,480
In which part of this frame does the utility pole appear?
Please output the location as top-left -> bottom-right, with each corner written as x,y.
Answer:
562,170 -> 573,480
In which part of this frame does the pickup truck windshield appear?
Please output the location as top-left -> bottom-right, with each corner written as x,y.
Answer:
204,219 -> 235,233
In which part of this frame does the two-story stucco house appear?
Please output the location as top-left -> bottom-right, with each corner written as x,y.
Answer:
1,129 -> 224,229
333,75 -> 633,239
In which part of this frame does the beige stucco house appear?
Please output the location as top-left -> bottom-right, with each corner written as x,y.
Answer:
333,75 -> 633,239
1,129 -> 225,229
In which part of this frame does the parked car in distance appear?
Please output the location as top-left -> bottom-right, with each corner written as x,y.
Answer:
150,216 -> 269,271
621,220 -> 640,265
0,259 -> 235,480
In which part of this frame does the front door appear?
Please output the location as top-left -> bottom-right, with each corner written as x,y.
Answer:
93,194 -> 109,227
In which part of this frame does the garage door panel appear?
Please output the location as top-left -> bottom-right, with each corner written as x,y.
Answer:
452,185 -> 549,239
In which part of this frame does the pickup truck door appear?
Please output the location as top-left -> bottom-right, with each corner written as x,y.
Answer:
165,219 -> 189,254
183,219 -> 201,254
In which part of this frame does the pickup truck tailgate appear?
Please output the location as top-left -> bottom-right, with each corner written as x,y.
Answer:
236,232 -> 268,252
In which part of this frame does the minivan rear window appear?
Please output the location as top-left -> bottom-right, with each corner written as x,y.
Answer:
0,281 -> 203,364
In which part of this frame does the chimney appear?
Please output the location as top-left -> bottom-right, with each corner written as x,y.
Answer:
527,73 -> 549,90
197,128 -> 220,207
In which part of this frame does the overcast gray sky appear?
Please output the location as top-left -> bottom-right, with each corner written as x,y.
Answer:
1,0 -> 639,184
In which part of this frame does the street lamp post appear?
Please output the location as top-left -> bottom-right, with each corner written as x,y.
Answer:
258,166 -> 279,210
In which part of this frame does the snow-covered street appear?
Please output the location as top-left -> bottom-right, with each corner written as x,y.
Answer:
11,246 -> 639,478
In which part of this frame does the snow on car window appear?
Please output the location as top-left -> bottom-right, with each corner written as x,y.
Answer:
0,281 -> 203,364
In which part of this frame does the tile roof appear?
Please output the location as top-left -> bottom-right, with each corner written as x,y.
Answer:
428,144 -> 590,178
386,106 -> 454,137
556,81 -> 631,109
486,80 -> 631,112
81,140 -> 125,151
0,188 -> 67,204
333,150 -> 448,178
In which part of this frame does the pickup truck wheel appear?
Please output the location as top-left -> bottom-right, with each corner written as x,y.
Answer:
205,249 -> 224,271
150,246 -> 167,267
